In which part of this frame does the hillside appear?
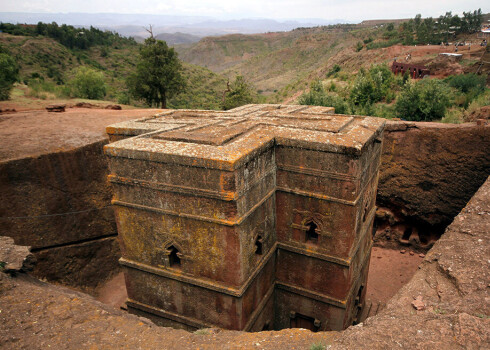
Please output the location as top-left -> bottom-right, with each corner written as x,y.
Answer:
175,22 -> 487,102
0,31 -> 226,110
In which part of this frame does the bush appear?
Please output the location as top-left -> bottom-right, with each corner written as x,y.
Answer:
326,64 -> 341,77
299,80 -> 350,114
355,41 -> 363,52
446,73 -> 486,94
350,65 -> 394,107
366,38 -> 402,50
222,75 -> 257,110
395,79 -> 452,121
69,67 -> 106,100
0,53 -> 19,100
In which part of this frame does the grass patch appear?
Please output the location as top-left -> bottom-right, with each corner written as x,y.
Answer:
366,38 -> 402,50
310,342 -> 326,350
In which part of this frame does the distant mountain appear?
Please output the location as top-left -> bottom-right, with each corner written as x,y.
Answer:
155,32 -> 201,45
0,12 -> 346,38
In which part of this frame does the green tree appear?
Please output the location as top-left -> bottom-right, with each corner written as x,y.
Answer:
0,52 -> 19,100
128,37 -> 185,108
222,75 -> 256,110
69,66 -> 106,100
395,79 -> 451,121
299,80 -> 350,114
350,65 -> 394,107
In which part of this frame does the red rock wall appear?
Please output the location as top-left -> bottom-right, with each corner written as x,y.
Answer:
375,121 -> 490,250
0,140 -> 120,291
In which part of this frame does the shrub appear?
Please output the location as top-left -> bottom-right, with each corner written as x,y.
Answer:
395,79 -> 452,121
366,38 -> 402,50
299,80 -> 350,114
441,107 -> 464,124
326,64 -> 341,77
355,41 -> 363,52
69,67 -> 106,100
446,73 -> 486,94
310,342 -> 326,350
222,75 -> 257,110
350,65 -> 395,108
0,52 -> 19,100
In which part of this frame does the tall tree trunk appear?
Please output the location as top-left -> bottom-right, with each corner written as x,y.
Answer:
161,90 -> 167,109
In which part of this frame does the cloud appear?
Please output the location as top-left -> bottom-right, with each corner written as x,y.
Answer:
0,0 -> 487,21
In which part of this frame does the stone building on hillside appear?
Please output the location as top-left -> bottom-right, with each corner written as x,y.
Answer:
104,104 -> 385,331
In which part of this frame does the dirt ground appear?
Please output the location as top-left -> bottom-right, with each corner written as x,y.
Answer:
95,246 -> 424,317
0,106 -> 163,161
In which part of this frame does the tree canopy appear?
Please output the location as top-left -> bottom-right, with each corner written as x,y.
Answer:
221,75 -> 256,110
128,37 -> 185,109
0,51 -> 19,100
69,66 -> 106,100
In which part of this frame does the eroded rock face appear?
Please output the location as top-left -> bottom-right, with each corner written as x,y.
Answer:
375,121 -> 490,251
0,108 -> 163,291
334,176 -> 490,349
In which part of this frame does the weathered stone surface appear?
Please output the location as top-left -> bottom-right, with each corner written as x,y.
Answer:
0,108 -> 162,289
0,175 -> 487,349
333,176 -> 490,349
0,236 -> 35,273
375,120 -> 490,250
105,104 -> 385,331
33,237 -> 121,292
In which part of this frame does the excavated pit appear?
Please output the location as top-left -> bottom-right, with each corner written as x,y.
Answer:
0,106 -> 488,344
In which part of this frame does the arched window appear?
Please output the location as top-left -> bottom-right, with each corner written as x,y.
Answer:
167,245 -> 182,268
255,235 -> 263,255
306,222 -> 319,243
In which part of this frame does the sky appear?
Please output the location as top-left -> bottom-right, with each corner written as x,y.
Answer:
1,0 -> 488,22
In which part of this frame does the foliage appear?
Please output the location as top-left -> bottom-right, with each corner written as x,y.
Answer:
445,73 -> 486,94
355,41 -> 363,52
222,75 -> 257,110
366,38 -> 401,50
441,107 -> 464,124
395,79 -> 452,121
399,9 -> 483,45
299,80 -> 350,114
128,37 -> 186,108
0,22 -> 136,50
309,342 -> 326,350
350,65 -> 394,107
168,64 -> 226,110
69,66 -> 106,100
0,52 -> 19,100
326,64 -> 341,77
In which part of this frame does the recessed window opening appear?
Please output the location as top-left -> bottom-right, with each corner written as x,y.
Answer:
168,245 -> 181,268
306,222 -> 319,243
255,235 -> 263,255
290,312 -> 320,332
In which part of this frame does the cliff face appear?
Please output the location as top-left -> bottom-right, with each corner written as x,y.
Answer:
375,121 -> 490,251
0,108 -> 162,291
